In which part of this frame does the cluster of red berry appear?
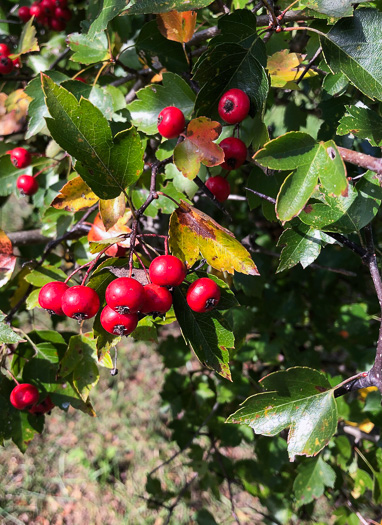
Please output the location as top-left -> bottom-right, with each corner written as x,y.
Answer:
156,88 -> 250,203
6,147 -> 39,195
18,0 -> 72,32
0,43 -> 20,75
10,383 -> 55,414
38,255 -> 221,336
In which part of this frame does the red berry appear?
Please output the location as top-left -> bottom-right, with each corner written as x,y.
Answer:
105,277 -> 144,314
0,56 -> 14,75
219,137 -> 247,170
61,285 -> 100,321
54,0 -> 68,6
141,284 -> 173,315
100,305 -> 138,336
54,6 -> 71,20
28,396 -> 55,414
186,277 -> 221,313
218,88 -> 250,124
9,147 -> 31,168
0,44 -> 11,57
49,17 -> 66,31
157,107 -> 185,139
205,176 -> 230,202
149,255 -> 187,287
10,383 -> 39,410
18,6 -> 32,21
38,281 -> 69,315
40,0 -> 55,14
16,175 -> 39,196
13,57 -> 21,68
30,4 -> 43,17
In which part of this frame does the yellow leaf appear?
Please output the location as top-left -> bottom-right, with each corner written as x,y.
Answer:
51,175 -> 99,212
358,386 -> 378,400
157,10 -> 197,44
169,201 -> 259,275
99,192 -> 126,231
267,50 -> 317,90
344,418 -> 375,433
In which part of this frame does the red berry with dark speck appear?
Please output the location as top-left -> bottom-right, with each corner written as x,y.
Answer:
100,305 -> 138,336
218,88 -> 250,124
16,175 -> 39,196
54,6 -> 71,20
61,285 -> 100,321
38,281 -> 69,315
18,6 -> 31,21
186,277 -> 221,313
10,383 -> 39,410
105,277 -> 144,314
149,255 -> 187,287
141,284 -> 173,315
219,137 -> 247,170
28,396 -> 55,415
0,44 -> 11,57
205,176 -> 230,202
10,147 -> 31,168
0,56 -> 14,75
157,107 -> 185,139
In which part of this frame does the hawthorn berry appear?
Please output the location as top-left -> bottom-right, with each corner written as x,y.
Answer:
49,17 -> 66,31
186,278 -> 221,313
10,383 -> 39,410
38,281 -> 69,315
219,137 -> 247,170
54,0 -> 68,7
18,6 -> 31,21
105,277 -> 144,314
0,56 -> 14,75
16,175 -> 39,196
205,176 -> 230,202
218,88 -> 250,124
141,284 -> 173,315
100,305 -> 138,336
54,6 -> 71,20
40,0 -> 55,15
149,255 -> 187,287
157,107 -> 185,139
28,396 -> 55,415
0,44 -> 11,57
9,147 -> 32,169
61,285 -> 100,321
30,4 -> 43,18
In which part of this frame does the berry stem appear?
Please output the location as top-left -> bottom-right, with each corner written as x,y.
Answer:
33,162 -> 59,178
133,250 -> 151,282
5,367 -> 19,385
80,245 -> 112,285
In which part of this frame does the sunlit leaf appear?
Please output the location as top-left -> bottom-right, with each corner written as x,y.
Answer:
157,10 -> 197,43
0,230 -> 16,288
51,176 -> 99,212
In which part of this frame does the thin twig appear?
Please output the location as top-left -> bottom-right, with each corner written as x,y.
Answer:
244,187 -> 276,204
296,46 -> 322,84
48,48 -> 70,70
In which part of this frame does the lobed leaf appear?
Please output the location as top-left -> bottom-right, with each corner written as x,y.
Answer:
337,105 -> 382,147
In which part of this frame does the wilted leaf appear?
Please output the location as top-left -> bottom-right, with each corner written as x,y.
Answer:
14,17 -> 39,57
227,367 -> 338,461
0,230 -> 16,288
99,193 -> 126,231
173,118 -> 224,179
169,201 -> 259,275
51,176 -> 99,212
157,10 -> 197,43
0,91 -> 30,136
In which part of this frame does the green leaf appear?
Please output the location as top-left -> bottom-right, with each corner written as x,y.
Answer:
24,265 -> 67,287
0,155 -> 31,196
299,0 -> 354,18
321,9 -> 382,101
293,456 -> 336,508
277,224 -> 334,272
42,75 -> 144,199
59,334 -> 100,402
88,0 -> 126,37
254,132 -> 317,170
127,0 -> 215,14
15,17 -> 39,57
227,367 -> 338,461
173,284 -> 234,381
299,171 -> 382,233
24,71 -> 69,139
276,166 -> 318,223
136,21 -> 189,74
61,80 -> 115,121
67,32 -> 111,65
337,105 -> 382,147
0,312 -> 24,344
127,72 -> 195,135
322,73 -> 349,97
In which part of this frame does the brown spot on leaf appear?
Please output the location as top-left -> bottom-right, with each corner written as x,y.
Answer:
303,204 -> 313,214
315,385 -> 327,393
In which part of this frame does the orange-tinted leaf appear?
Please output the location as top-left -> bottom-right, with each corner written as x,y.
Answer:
0,230 -> 16,288
51,175 -> 99,212
173,117 -> 224,179
157,10 -> 197,44
169,202 -> 259,275
88,212 -> 131,256
0,90 -> 30,136
268,50 -> 317,90
99,193 -> 126,231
